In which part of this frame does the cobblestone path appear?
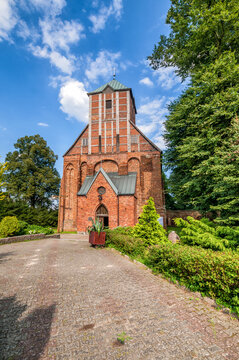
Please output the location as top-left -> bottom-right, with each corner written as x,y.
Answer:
0,238 -> 238,360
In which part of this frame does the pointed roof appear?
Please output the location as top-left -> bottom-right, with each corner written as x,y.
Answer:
78,168 -> 137,196
78,168 -> 118,196
88,79 -> 129,95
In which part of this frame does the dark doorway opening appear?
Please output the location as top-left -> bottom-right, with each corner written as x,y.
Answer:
96,204 -> 109,228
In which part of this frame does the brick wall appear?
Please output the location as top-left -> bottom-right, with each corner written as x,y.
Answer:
58,84 -> 166,232
77,172 -> 119,231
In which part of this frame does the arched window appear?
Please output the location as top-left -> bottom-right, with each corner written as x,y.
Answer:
96,204 -> 109,227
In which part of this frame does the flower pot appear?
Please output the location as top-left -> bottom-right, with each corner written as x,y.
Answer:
89,231 -> 106,246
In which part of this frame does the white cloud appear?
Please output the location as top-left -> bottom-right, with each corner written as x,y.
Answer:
152,135 -> 166,150
27,17 -> 84,74
49,51 -> 76,74
30,44 -> 75,74
59,79 -> 89,123
137,97 -> 169,150
27,0 -> 66,16
38,122 -> 49,126
139,77 -> 153,87
138,98 -> 168,119
16,20 -> 31,40
85,50 -> 121,83
89,0 -> 123,33
153,67 -> 181,90
92,0 -> 99,8
40,18 -> 85,52
0,0 -> 18,42
49,74 -> 70,88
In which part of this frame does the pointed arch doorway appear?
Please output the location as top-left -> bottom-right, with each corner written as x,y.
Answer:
96,204 -> 109,228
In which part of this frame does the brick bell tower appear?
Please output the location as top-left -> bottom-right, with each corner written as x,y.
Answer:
58,78 -> 165,232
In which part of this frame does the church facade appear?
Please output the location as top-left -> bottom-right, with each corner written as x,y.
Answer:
58,79 -> 165,232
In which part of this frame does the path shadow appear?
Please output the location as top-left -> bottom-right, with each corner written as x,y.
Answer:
0,252 -> 15,264
0,295 -> 56,360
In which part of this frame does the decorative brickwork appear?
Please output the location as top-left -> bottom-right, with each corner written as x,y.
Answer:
58,80 -> 166,232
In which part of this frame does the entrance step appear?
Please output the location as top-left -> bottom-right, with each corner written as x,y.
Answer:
60,234 -> 88,241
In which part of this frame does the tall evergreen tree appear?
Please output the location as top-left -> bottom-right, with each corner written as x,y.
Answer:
149,0 -> 239,224
132,197 -> 167,245
5,135 -> 60,208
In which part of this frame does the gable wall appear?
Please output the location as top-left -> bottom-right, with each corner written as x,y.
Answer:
77,172 -> 119,231
58,86 -> 165,232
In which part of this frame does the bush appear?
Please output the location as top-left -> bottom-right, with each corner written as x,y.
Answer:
105,229 -> 145,257
17,220 -> 28,235
112,226 -> 134,236
24,224 -> 54,235
132,197 -> 168,245
174,216 -> 237,251
145,243 -> 239,315
106,228 -> 239,314
0,216 -> 20,238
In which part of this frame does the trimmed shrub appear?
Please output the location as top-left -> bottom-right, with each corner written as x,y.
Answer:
0,216 -> 20,238
145,243 -> 239,314
132,197 -> 168,245
112,226 -> 134,236
105,230 -> 145,257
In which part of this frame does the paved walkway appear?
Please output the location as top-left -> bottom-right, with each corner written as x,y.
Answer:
0,237 -> 238,360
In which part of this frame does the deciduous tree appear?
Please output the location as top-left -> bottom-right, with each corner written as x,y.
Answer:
149,0 -> 239,224
5,135 -> 60,208
148,0 -> 239,79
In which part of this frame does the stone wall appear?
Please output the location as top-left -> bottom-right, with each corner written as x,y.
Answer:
166,210 -> 202,227
0,233 -> 60,245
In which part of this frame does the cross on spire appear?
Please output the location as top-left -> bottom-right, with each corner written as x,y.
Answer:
113,67 -> 116,80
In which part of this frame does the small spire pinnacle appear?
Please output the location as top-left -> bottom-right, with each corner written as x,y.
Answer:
113,67 -> 116,80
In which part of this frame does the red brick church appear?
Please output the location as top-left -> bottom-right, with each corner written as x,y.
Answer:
58,79 -> 165,232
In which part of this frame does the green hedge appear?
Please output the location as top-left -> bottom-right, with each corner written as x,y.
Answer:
106,230 -> 239,315
105,230 -> 145,257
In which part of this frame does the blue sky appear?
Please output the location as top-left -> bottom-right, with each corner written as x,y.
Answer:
0,0 -> 185,175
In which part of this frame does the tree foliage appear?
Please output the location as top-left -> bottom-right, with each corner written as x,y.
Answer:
0,161 -> 7,201
164,53 -> 239,222
149,0 -> 239,224
148,0 -> 239,79
0,198 -> 58,227
132,197 -> 167,245
5,135 -> 60,208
